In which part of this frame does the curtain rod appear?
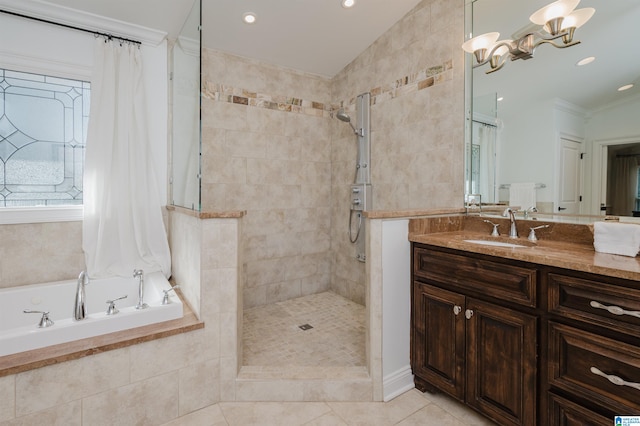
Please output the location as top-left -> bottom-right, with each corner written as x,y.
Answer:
0,9 -> 141,45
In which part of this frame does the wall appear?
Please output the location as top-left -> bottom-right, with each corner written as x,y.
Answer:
0,11 -> 168,288
199,49 -> 334,309
330,0 -> 465,303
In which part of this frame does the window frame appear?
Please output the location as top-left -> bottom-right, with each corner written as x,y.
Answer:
0,54 -> 91,225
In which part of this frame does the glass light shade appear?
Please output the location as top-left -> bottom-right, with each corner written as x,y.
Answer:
561,8 -> 595,30
461,32 -> 500,53
529,0 -> 580,25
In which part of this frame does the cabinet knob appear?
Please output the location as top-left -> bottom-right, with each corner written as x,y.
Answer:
453,305 -> 462,315
465,309 -> 474,320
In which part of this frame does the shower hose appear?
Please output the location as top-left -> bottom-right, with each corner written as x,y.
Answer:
349,208 -> 362,243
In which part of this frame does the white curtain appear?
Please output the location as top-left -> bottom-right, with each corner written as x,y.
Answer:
83,38 -> 171,279
610,156 -> 638,216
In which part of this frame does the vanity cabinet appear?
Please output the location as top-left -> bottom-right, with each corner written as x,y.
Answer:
546,270 -> 640,422
411,245 -> 538,426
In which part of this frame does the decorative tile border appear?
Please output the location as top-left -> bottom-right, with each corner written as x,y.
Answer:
202,59 -> 453,118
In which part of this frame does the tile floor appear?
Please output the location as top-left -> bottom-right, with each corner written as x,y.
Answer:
162,388 -> 497,425
242,292 -> 366,367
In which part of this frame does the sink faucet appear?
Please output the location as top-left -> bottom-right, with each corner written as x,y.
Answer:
74,271 -> 89,321
134,269 -> 148,310
503,208 -> 519,239
523,206 -> 538,220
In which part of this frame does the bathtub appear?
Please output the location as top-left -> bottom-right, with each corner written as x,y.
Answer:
0,271 -> 183,357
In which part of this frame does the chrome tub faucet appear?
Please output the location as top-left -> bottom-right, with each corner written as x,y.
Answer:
74,270 -> 89,321
134,269 -> 148,309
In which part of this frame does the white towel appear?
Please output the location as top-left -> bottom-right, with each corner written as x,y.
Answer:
593,221 -> 640,257
509,183 -> 536,210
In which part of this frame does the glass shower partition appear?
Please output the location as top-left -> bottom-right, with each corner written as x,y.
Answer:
170,0 -> 201,210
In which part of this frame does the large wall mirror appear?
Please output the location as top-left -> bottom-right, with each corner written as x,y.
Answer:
465,0 -> 640,218
171,0 -> 201,210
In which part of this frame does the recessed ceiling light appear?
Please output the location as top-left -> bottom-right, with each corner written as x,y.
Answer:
497,97 -> 504,102
618,84 -> 634,92
342,0 -> 355,8
243,12 -> 257,24
576,56 -> 595,66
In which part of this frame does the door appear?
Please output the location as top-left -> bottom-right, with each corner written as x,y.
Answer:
558,138 -> 583,214
465,298 -> 537,426
411,282 -> 466,401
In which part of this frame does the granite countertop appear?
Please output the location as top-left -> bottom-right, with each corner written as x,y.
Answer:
410,230 -> 640,283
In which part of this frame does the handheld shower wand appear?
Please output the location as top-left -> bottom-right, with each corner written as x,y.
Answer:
335,109 -> 359,135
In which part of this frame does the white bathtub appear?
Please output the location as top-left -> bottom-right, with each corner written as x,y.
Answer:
0,271 -> 183,357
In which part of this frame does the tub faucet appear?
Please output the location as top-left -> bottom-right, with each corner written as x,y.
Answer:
134,269 -> 148,310
73,271 -> 89,321
503,207 -> 519,239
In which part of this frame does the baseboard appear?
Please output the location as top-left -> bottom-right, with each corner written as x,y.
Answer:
383,365 -> 414,402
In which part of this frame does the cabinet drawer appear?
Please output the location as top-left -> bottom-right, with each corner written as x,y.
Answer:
548,393 -> 611,426
548,272 -> 640,336
548,322 -> 640,415
414,246 -> 537,307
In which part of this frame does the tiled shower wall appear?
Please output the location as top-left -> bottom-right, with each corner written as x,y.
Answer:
200,0 -> 464,308
330,0 -> 464,303
200,51 -> 334,309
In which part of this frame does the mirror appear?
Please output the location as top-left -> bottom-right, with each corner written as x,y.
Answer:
465,0 -> 640,218
170,0 -> 201,210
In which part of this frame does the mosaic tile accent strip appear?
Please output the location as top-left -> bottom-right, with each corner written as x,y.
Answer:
202,59 -> 453,118
243,291 -> 366,367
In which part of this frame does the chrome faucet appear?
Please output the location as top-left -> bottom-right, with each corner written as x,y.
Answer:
74,271 -> 89,321
523,206 -> 538,220
503,208 -> 519,239
134,269 -> 148,309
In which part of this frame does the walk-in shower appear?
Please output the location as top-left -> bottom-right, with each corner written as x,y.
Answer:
336,93 -> 371,262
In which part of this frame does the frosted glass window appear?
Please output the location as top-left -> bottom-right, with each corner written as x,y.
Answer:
0,68 -> 89,207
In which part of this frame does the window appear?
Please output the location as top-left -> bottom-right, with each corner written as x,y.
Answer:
0,68 -> 89,208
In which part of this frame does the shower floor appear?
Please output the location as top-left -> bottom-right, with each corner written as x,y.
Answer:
242,292 -> 366,367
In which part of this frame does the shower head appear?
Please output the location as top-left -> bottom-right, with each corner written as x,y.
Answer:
336,109 -> 351,123
336,109 -> 357,134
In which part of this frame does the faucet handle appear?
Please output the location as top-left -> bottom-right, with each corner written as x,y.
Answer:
106,295 -> 128,315
162,285 -> 180,305
528,224 -> 550,242
483,220 -> 500,236
23,310 -> 54,328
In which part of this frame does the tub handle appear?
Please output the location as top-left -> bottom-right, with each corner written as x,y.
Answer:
23,310 -> 55,328
106,295 -> 128,315
162,285 -> 180,305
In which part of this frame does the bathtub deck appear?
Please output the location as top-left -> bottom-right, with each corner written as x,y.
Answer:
0,304 -> 203,377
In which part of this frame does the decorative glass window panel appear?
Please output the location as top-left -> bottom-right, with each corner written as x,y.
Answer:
0,68 -> 89,207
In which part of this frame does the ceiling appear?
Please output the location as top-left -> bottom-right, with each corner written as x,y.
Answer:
33,0 -> 423,78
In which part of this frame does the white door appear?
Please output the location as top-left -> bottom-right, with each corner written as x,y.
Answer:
558,138 -> 583,214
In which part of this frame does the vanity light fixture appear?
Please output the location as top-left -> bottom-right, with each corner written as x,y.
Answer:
462,0 -> 595,74
342,0 -> 355,8
242,12 -> 257,24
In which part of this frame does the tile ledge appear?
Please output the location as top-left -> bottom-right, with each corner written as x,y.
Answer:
364,208 -> 466,219
237,365 -> 370,381
167,205 -> 246,219
0,305 -> 204,377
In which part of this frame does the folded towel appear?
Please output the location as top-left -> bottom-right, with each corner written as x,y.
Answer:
593,221 -> 640,257
509,183 -> 536,210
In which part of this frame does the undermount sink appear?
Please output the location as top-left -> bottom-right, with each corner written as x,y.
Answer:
463,239 -> 529,248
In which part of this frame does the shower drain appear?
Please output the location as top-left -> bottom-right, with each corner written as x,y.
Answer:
298,324 -> 313,331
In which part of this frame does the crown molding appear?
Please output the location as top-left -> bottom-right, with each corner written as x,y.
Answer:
0,0 -> 167,46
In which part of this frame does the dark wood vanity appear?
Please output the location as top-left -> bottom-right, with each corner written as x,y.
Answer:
409,216 -> 640,426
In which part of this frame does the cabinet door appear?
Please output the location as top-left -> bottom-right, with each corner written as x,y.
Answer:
466,298 -> 537,426
412,281 -> 466,401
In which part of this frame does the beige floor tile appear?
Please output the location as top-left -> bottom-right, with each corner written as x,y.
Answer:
161,404 -> 228,426
327,389 -> 428,425
218,402 -> 332,426
395,403 -> 464,426
243,292 -> 365,367
413,390 -> 496,425
302,411 -> 349,425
